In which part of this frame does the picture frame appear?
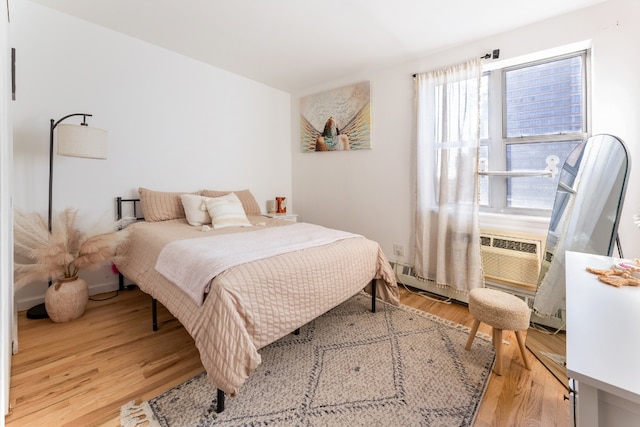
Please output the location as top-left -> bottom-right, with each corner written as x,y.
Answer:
300,81 -> 371,152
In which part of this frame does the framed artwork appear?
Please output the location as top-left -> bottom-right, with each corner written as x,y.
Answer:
300,81 -> 371,152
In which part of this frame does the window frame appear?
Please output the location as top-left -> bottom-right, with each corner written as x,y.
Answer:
480,49 -> 591,216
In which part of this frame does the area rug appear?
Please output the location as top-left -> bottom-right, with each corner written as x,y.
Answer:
121,292 -> 494,426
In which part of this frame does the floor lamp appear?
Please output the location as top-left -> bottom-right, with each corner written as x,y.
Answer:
26,113 -> 108,319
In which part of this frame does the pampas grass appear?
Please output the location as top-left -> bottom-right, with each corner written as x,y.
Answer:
13,208 -> 128,290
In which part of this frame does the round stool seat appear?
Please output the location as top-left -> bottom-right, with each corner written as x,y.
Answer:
468,288 -> 530,331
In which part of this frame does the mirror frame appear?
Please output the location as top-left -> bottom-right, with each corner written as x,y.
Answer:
526,134 -> 630,388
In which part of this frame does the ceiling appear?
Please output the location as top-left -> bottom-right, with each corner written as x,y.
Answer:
29,0 -> 604,93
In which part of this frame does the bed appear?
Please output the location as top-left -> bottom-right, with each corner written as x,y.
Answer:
114,188 -> 400,411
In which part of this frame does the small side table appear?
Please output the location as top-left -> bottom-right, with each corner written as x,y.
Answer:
263,213 -> 298,222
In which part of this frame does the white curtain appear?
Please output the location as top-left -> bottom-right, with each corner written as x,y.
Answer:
414,58 -> 483,292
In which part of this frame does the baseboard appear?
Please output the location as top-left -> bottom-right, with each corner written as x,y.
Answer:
394,261 -> 566,330
394,262 -> 469,304
15,280 -> 120,312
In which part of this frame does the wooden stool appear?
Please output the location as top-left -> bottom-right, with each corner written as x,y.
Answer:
465,288 -> 531,375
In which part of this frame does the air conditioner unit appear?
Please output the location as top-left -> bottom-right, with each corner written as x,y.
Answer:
480,229 -> 545,291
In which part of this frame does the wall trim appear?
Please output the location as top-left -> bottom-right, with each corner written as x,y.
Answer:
15,280 -> 120,312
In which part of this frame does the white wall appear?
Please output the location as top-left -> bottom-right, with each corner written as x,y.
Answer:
11,0 -> 640,311
11,0 -> 292,309
1,0 -> 14,416
292,0 -> 640,267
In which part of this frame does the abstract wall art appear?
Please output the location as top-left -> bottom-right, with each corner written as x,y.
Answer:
300,81 -> 371,152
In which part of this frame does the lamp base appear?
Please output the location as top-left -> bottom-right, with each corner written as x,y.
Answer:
26,302 -> 49,319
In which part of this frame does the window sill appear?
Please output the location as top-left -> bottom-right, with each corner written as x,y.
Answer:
479,212 -> 550,236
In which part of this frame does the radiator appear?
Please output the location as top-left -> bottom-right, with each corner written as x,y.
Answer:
479,229 -> 545,292
393,262 -> 537,306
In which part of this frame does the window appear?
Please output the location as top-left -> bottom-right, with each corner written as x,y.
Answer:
480,50 -> 589,215
432,74 -> 483,204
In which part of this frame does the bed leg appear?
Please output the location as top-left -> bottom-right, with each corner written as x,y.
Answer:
371,279 -> 377,313
152,298 -> 158,331
216,389 -> 225,413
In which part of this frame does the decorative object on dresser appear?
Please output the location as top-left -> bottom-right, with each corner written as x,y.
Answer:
13,208 -> 126,322
266,199 -> 276,214
25,113 -> 108,320
275,196 -> 286,213
121,292 -> 495,427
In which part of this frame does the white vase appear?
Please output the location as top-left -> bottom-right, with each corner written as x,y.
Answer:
45,276 -> 89,322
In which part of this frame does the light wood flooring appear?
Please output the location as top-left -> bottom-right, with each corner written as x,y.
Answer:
5,286 -> 569,426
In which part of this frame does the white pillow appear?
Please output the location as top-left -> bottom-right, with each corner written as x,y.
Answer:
181,194 -> 212,226
205,193 -> 252,229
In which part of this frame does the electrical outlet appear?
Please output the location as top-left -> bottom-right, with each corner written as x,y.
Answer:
393,244 -> 404,257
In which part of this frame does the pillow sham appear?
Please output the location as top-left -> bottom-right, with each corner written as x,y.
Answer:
139,187 -> 200,222
181,194 -> 212,226
204,193 -> 252,229
201,189 -> 261,215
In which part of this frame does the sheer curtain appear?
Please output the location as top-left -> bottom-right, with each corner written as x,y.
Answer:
414,58 -> 483,292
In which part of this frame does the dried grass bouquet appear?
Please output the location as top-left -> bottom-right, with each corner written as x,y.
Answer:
13,208 -> 128,289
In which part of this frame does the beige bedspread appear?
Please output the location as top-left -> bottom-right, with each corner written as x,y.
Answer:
155,222 -> 363,305
115,216 -> 399,395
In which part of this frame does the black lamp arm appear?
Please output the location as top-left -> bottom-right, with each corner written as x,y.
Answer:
52,113 -> 92,131
48,112 -> 93,231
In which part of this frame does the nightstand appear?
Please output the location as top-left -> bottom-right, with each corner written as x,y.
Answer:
263,213 -> 298,222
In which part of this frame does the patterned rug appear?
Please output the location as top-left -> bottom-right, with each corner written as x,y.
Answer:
121,293 -> 494,426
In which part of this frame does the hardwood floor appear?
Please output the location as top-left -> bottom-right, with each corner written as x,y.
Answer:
5,286 -> 569,426
399,286 -> 570,427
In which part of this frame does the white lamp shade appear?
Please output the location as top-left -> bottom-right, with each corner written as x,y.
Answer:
57,124 -> 108,159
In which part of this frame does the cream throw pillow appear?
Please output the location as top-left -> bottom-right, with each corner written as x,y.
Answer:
181,194 -> 212,226
205,193 -> 252,229
201,189 -> 261,215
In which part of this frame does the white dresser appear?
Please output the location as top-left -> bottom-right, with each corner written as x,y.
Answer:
566,251 -> 640,427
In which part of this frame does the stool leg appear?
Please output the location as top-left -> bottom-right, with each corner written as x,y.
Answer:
515,331 -> 531,370
465,319 -> 481,351
493,328 -> 503,375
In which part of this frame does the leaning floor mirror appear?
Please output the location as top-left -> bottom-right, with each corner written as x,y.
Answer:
526,134 -> 630,388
